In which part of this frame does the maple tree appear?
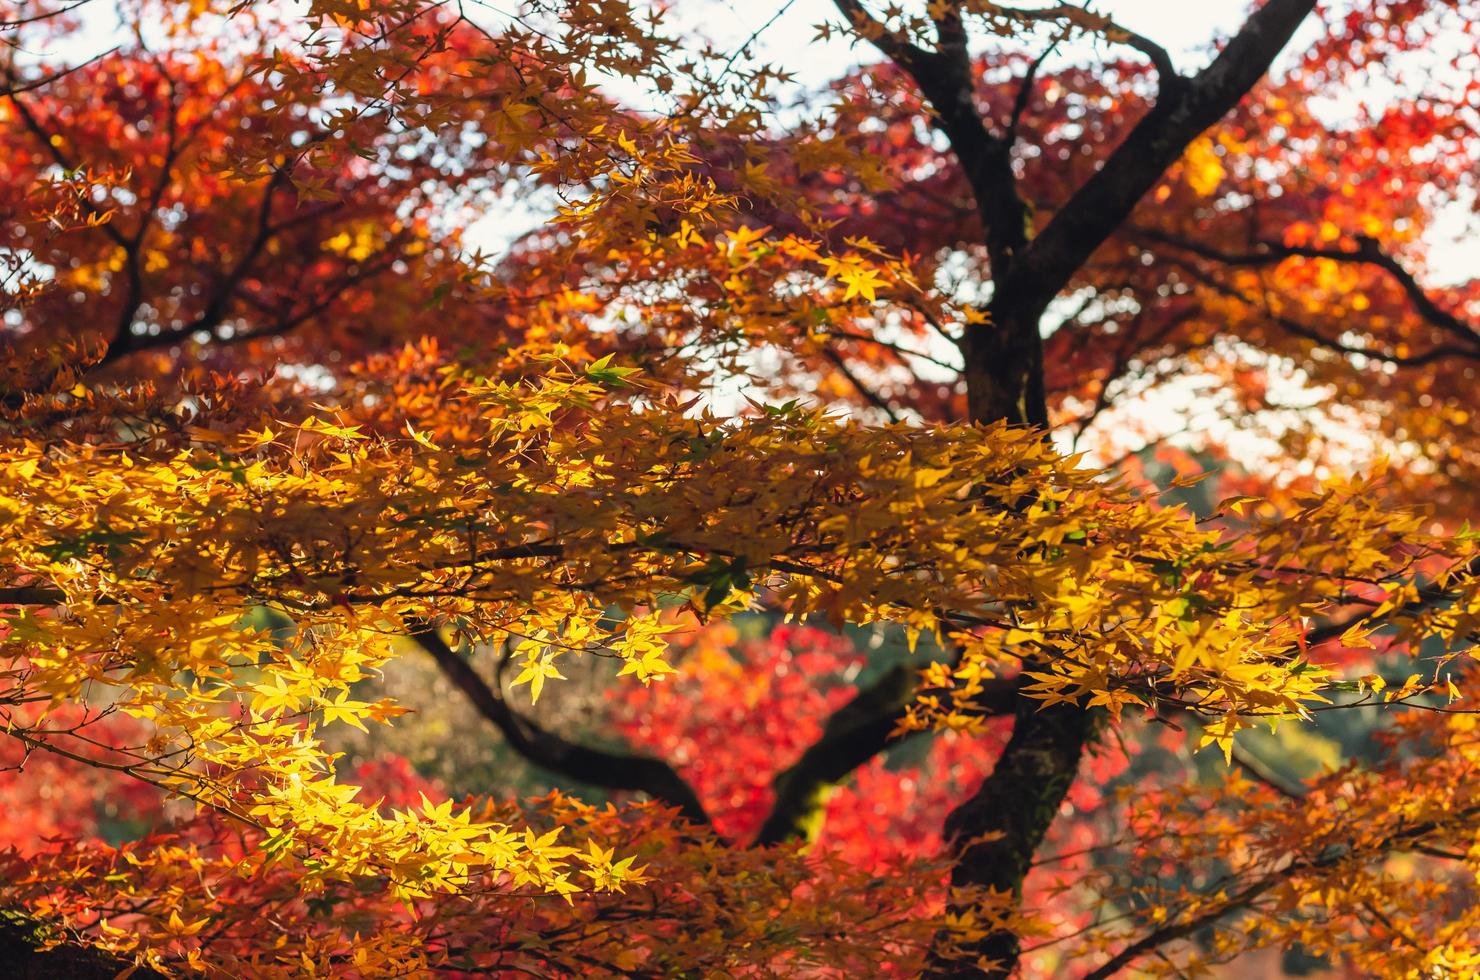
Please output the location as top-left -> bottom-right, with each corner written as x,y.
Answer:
3,0 -> 1480,976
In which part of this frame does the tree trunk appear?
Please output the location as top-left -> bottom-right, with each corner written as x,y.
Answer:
925,292 -> 1099,978
926,697 -> 1099,977
910,1 -> 1318,968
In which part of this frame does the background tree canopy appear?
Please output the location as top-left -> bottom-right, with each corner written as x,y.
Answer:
2,0 -> 1479,976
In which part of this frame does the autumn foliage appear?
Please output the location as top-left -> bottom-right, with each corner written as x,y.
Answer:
2,0 -> 1480,976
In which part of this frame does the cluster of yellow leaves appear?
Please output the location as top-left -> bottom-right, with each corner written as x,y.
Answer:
896,466 -> 1476,759
6,357 -> 1477,918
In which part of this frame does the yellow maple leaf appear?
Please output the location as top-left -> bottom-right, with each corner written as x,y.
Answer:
1182,136 -> 1225,196
837,265 -> 887,302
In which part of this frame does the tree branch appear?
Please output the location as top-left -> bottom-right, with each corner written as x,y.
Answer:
1083,800 -> 1480,978
109,171 -> 287,361
831,0 -> 932,69
108,51 -> 183,355
821,347 -> 901,422
408,627 -> 712,827
1135,227 -> 1480,346
0,46 -> 116,98
930,0 -> 968,59
1102,23 -> 1176,81
754,665 -> 1019,846
7,91 -> 130,249
0,0 -> 96,30
1228,744 -> 1304,800
1006,38 -> 1062,142
834,0 -> 1027,273
986,5 -> 1176,81
1305,555 -> 1480,647
1002,0 -> 1317,327
1172,260 -> 1479,367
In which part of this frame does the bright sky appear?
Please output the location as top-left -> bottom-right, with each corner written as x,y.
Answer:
698,0 -> 1260,83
